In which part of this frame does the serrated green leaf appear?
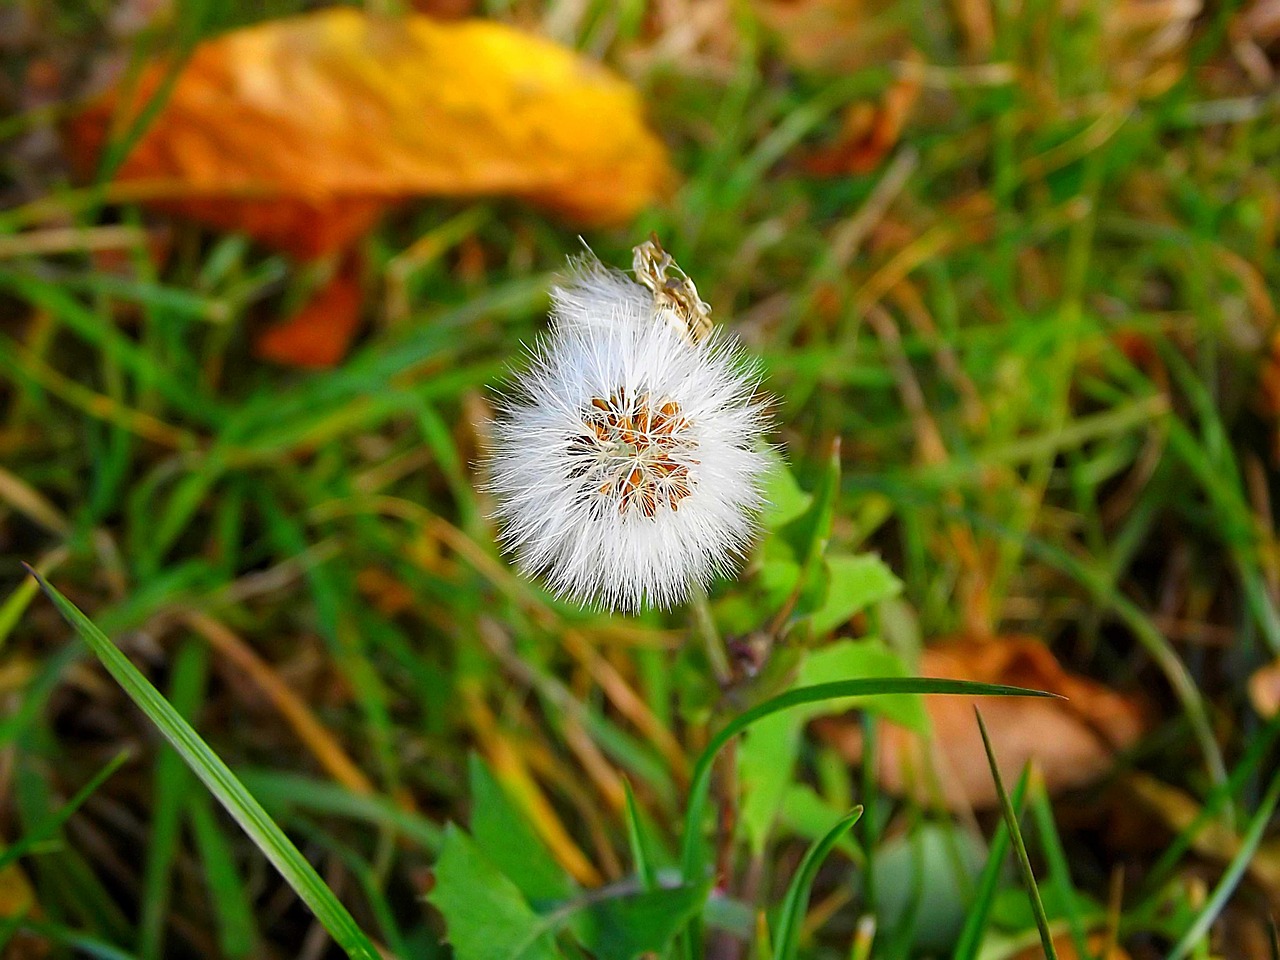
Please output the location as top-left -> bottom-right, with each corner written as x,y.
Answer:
469,755 -> 573,904
429,824 -> 564,960
572,883 -> 709,960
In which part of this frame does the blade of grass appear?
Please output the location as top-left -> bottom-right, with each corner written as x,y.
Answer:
952,766 -> 1032,960
1138,712 -> 1280,902
679,678 -> 1057,884
238,769 -> 441,852
1167,768 -> 1280,960
27,567 -> 382,960
18,920 -> 142,960
140,640 -> 207,960
974,709 -> 1058,960
187,791 -> 259,960
1030,777 -> 1089,960
0,750 -> 129,872
623,778 -> 658,892
773,807 -> 863,960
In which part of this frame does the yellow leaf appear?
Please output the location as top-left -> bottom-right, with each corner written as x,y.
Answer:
67,9 -> 673,258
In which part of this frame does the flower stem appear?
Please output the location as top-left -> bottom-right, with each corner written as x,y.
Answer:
690,588 -> 731,686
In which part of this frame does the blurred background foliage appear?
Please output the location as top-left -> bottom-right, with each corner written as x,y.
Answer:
1,0 -> 1280,958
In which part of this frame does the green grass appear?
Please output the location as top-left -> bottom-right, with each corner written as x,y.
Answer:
2,0 -> 1279,957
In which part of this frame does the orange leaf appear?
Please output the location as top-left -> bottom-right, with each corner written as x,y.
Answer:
66,9 -> 673,259
800,55 -> 921,176
254,256 -> 363,368
1249,655 -> 1280,719
815,635 -> 1148,811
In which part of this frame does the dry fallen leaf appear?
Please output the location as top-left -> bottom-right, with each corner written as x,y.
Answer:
752,0 -> 911,74
66,8 -> 673,259
1120,772 -> 1280,900
815,635 -> 1147,810
1011,931 -> 1130,960
254,255 -> 364,368
1250,656 -> 1280,718
800,51 -> 921,176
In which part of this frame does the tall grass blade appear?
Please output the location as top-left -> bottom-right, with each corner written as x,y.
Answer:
974,709 -> 1057,960
1167,768 -> 1280,960
27,567 -> 382,960
773,807 -> 862,960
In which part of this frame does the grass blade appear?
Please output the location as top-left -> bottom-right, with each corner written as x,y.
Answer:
27,567 -> 382,960
140,640 -> 206,960
773,807 -> 863,960
951,765 -> 1031,960
0,751 -> 129,872
1167,768 -> 1280,960
974,709 -> 1058,960
623,778 -> 658,892
187,791 -> 259,959
679,678 -> 1056,884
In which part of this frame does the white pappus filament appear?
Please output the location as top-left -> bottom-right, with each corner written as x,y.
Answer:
486,251 -> 771,612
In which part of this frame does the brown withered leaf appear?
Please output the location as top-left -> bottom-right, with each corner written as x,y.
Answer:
1012,932 -> 1130,960
815,636 -> 1147,810
254,255 -> 364,368
1120,772 -> 1280,900
66,8 -> 673,259
800,52 -> 921,176
752,0 -> 910,74
1249,656 -> 1280,719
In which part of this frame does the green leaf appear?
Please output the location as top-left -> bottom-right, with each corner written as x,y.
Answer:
761,453 -> 812,529
780,439 -> 840,568
738,640 -> 922,854
739,710 -> 805,854
777,785 -> 862,861
428,824 -> 564,960
872,822 -> 987,953
28,569 -> 381,960
573,884 -> 710,960
806,554 -> 903,636
796,640 -> 924,731
469,755 -> 574,904
772,808 -> 862,960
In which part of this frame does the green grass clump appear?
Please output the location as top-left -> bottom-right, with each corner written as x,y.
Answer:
2,1 -> 1279,958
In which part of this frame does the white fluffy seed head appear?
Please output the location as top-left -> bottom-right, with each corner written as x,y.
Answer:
485,253 -> 772,612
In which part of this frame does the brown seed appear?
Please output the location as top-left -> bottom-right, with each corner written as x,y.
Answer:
592,397 -> 609,411
640,490 -> 657,517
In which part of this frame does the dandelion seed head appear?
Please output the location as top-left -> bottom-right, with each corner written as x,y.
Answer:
486,250 -> 771,612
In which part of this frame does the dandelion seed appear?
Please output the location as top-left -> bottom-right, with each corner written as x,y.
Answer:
486,241 -> 771,612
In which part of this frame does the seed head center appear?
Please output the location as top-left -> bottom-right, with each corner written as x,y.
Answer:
569,389 -> 697,518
